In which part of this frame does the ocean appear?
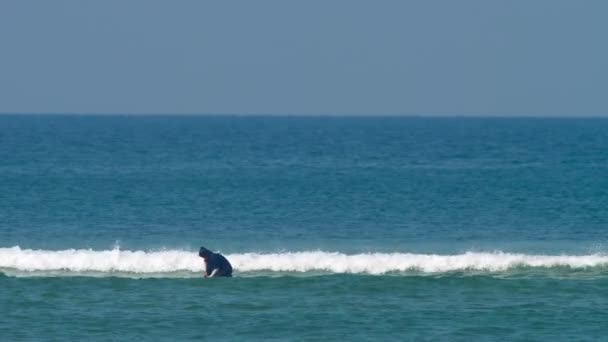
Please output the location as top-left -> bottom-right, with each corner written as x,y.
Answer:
1,115 -> 607,340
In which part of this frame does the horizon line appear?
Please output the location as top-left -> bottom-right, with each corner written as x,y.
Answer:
1,112 -> 608,119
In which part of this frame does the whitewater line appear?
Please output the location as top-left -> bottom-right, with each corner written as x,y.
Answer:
1,246 -> 608,275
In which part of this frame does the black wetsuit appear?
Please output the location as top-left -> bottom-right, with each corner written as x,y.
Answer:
205,252 -> 233,277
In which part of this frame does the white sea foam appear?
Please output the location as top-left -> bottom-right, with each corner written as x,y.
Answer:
1,246 -> 607,276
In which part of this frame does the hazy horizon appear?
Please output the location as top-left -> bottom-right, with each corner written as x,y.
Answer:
4,112 -> 608,119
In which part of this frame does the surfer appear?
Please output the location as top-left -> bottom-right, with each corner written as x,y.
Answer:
198,246 -> 233,277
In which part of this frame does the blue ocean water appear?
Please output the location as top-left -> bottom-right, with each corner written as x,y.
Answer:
1,115 -> 607,340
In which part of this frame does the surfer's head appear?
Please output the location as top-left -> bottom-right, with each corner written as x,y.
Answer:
198,246 -> 211,259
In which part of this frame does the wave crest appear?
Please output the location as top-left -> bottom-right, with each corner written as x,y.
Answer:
2,246 -> 608,277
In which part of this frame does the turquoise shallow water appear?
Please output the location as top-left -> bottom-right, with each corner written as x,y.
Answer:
1,115 -> 608,340
2,274 -> 607,341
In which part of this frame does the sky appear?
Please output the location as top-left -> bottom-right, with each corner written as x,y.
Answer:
0,0 -> 607,116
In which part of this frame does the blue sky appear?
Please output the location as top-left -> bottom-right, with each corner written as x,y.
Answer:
1,1 -> 607,115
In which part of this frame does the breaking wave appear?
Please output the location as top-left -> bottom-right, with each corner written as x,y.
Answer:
1,246 -> 608,277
